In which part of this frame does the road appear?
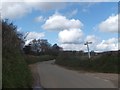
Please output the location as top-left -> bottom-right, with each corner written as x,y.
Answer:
30,60 -> 117,88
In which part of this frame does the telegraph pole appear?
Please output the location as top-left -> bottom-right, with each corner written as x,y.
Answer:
84,41 -> 92,59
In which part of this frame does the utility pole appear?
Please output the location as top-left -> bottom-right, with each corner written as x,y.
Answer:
84,41 -> 92,59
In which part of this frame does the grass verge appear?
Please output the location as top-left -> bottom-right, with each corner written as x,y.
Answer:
55,51 -> 119,73
3,48 -> 33,88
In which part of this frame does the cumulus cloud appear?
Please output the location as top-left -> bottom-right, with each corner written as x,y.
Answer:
42,13 -> 83,31
43,12 -> 84,50
25,32 -> 45,40
1,2 -> 66,19
58,29 -> 83,44
85,35 -> 97,43
96,38 -> 118,51
60,36 -> 118,52
43,12 -> 85,50
98,14 -> 118,33
2,2 -> 31,19
60,44 -> 86,51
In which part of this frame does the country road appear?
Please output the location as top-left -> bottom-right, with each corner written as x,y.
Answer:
29,60 -> 118,88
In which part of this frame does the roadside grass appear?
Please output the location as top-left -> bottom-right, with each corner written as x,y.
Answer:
3,47 -> 33,88
55,52 -> 119,73
25,55 -> 55,64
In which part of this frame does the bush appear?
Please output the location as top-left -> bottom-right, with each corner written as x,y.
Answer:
89,55 -> 118,73
55,52 -> 81,67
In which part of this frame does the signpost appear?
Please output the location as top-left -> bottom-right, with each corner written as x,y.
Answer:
84,41 -> 92,59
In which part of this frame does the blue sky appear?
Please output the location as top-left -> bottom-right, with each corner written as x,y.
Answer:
2,1 -> 119,52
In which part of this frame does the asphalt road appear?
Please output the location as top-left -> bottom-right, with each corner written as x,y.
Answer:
34,60 -> 116,88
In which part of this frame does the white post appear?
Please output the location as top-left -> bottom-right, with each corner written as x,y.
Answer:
84,42 -> 92,59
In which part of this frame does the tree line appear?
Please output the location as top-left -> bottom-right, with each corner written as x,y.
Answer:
23,38 -> 63,56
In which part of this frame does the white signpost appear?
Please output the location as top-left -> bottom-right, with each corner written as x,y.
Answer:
84,41 -> 92,59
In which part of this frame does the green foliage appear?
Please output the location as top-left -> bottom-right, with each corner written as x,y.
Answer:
25,55 -> 55,64
89,55 -> 118,73
2,20 -> 33,88
3,51 -> 33,88
55,52 -> 80,67
55,51 -> 119,73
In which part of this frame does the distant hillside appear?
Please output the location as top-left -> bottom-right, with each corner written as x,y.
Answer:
2,20 -> 32,88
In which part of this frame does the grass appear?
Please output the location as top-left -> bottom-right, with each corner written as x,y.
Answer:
25,55 -> 55,64
3,47 -> 33,88
55,51 -> 119,73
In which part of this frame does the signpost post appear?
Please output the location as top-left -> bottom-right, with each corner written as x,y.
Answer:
84,41 -> 92,59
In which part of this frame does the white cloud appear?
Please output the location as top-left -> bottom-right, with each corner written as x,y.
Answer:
17,27 -> 22,32
1,2 -> 66,19
85,35 -> 97,43
44,12 -> 85,50
25,2 -> 65,11
60,44 -> 86,51
34,16 -> 46,22
60,36 -> 118,52
98,14 -> 118,33
58,29 -> 83,44
25,39 -> 34,46
2,2 -> 32,19
96,38 -> 118,51
25,32 -> 45,40
42,13 -> 83,31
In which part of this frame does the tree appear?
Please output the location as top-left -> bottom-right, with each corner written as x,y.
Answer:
37,39 -> 51,54
51,44 -> 62,56
2,19 -> 21,50
23,39 -> 52,55
31,39 -> 38,52
52,44 -> 61,51
23,44 -> 31,54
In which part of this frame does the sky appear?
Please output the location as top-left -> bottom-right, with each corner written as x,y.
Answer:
1,0 -> 120,52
